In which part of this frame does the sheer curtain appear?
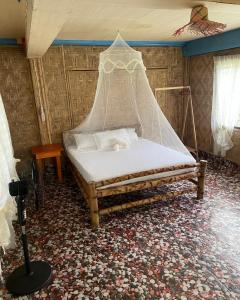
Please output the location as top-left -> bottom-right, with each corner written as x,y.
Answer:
0,94 -> 18,276
211,55 -> 240,157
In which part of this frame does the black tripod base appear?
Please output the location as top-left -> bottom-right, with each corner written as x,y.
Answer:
6,261 -> 52,296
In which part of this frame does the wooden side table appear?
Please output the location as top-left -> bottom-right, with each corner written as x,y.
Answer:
31,144 -> 64,183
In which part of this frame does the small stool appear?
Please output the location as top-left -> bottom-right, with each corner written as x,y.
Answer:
31,144 -> 64,183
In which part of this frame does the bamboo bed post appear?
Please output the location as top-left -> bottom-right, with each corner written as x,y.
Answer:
88,182 -> 99,228
197,160 -> 207,199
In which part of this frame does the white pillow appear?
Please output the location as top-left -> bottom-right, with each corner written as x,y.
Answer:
126,128 -> 138,142
74,133 -> 97,151
94,129 -> 130,150
63,132 -> 76,148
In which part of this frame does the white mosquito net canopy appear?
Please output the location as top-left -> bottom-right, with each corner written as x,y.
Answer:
73,33 -> 192,157
0,94 -> 18,277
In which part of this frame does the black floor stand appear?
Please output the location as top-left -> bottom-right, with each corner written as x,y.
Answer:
6,261 -> 52,295
6,181 -> 52,296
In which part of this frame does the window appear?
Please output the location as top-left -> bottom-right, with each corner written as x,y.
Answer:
211,55 -> 240,156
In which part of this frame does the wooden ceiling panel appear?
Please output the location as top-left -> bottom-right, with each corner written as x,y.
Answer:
1,0 -> 240,57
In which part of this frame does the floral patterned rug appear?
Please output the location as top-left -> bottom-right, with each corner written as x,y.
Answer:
1,154 -> 240,299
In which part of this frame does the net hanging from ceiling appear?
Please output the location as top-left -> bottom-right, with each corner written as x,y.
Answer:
73,33 -> 192,158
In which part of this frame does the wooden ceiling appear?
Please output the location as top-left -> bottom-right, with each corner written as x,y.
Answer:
0,0 -> 240,57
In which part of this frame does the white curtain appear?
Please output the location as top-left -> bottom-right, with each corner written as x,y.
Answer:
0,94 -> 18,277
211,55 -> 240,157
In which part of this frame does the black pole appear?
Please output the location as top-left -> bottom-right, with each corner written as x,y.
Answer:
21,229 -> 32,275
16,195 -> 32,275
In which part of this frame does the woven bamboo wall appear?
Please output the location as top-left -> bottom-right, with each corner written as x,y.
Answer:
0,46 -> 40,173
32,45 -> 186,144
1,45 -> 186,174
2,44 -> 239,170
187,48 -> 240,165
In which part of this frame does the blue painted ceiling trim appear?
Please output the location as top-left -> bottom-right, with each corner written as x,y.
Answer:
53,39 -> 186,47
0,37 -> 186,47
0,38 -> 17,45
183,27 -> 240,57
2,27 -> 240,56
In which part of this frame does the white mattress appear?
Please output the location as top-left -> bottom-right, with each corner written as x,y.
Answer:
65,138 -> 196,189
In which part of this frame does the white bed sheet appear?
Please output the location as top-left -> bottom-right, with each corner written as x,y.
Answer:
65,138 -> 196,189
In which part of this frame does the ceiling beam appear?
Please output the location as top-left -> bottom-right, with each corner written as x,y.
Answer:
205,0 -> 240,4
69,0 -> 194,9
26,0 -> 74,58
183,27 -> 240,56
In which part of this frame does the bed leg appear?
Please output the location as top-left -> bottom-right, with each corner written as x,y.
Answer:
89,183 -> 99,228
197,160 -> 207,199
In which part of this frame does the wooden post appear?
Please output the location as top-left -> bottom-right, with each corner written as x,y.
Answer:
189,90 -> 199,160
55,155 -> 63,183
154,86 -> 199,159
36,158 -> 44,185
89,183 -> 99,228
181,93 -> 190,141
197,160 -> 207,199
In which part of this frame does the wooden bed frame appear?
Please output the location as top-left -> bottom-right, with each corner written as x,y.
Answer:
68,157 -> 207,228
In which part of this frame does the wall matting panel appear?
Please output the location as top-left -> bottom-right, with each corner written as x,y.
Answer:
0,46 -> 40,172
188,48 -> 240,165
68,70 -> 97,127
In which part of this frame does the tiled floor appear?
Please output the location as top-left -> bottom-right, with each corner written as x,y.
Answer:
1,155 -> 240,299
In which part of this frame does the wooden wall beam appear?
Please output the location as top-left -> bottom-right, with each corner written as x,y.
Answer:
29,58 -> 52,144
26,0 -> 74,58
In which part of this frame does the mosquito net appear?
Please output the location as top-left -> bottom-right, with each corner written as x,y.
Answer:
72,33 -> 192,157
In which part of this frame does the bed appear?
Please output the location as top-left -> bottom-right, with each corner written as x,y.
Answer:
64,130 -> 207,228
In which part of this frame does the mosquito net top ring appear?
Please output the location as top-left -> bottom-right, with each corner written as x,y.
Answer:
99,57 -> 146,74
